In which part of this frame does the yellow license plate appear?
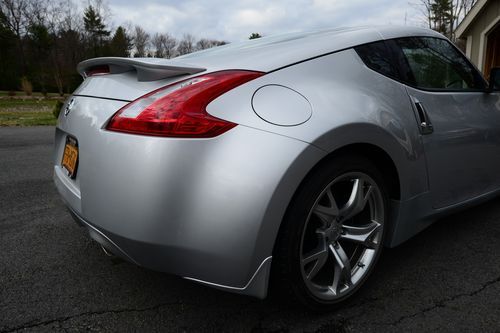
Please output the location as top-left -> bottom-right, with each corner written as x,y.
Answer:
61,137 -> 78,178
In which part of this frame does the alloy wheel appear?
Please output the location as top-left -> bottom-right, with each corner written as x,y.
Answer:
299,172 -> 385,301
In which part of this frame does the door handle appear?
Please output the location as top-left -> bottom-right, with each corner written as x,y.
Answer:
414,101 -> 433,134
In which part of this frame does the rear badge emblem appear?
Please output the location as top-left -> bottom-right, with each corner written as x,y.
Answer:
64,98 -> 75,116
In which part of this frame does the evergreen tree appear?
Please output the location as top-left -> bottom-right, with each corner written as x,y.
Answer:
420,0 -> 478,40
249,32 -> 262,39
83,5 -> 110,57
27,23 -> 52,93
430,0 -> 454,37
0,9 -> 19,89
0,1 -> 238,92
109,26 -> 132,57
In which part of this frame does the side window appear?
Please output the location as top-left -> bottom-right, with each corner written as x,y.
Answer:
394,37 -> 485,91
355,41 -> 399,80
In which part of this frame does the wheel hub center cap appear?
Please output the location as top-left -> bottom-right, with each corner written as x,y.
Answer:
326,223 -> 342,241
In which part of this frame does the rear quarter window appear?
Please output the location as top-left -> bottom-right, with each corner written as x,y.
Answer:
355,41 -> 399,80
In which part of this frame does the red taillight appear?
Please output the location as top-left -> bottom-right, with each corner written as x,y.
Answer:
106,70 -> 264,138
85,65 -> 110,77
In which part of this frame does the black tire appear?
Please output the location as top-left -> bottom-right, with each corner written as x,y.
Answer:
271,154 -> 389,310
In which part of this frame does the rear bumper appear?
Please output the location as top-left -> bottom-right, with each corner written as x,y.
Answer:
66,207 -> 139,265
53,96 -> 326,298
64,206 -> 272,298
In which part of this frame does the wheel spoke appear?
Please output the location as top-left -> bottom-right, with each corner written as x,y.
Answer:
313,187 -> 339,226
339,179 -> 372,222
325,187 -> 339,214
341,220 -> 381,248
302,242 -> 328,280
329,243 -> 352,294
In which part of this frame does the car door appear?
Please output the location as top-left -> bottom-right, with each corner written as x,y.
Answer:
388,37 -> 500,209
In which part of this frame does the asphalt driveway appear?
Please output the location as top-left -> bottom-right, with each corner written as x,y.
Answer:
1,126 -> 500,332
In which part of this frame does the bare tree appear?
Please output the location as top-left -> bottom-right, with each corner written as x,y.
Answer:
176,33 -> 195,55
152,32 -> 166,57
133,25 -> 149,57
450,0 -> 477,39
415,0 -> 433,28
1,0 -> 31,72
55,0 -> 84,94
195,38 -> 227,51
25,0 -> 49,26
57,0 -> 82,32
1,0 -> 30,34
195,38 -> 213,50
151,32 -> 177,58
163,33 -> 177,58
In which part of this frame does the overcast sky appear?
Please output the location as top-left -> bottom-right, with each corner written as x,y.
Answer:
104,0 -> 424,42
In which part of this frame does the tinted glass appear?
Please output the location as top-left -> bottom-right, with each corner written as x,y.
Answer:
355,41 -> 398,79
395,37 -> 484,90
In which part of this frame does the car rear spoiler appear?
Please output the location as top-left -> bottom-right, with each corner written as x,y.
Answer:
77,57 -> 206,82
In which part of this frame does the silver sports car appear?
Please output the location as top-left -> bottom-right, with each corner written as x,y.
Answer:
54,26 -> 500,309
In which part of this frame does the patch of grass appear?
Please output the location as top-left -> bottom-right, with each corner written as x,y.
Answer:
53,100 -> 64,118
0,111 -> 57,126
0,99 -> 57,111
0,90 -> 67,98
0,99 -> 61,126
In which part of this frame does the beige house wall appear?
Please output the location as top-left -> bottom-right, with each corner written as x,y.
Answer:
463,0 -> 500,72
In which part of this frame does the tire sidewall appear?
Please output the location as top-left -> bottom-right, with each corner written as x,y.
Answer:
274,154 -> 389,310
